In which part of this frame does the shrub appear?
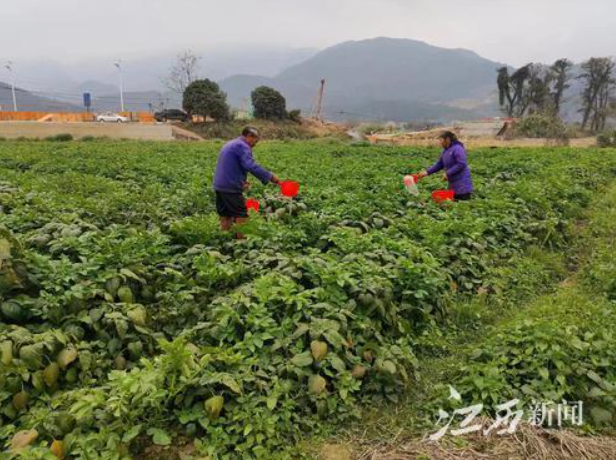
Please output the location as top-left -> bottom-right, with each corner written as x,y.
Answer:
597,130 -> 616,148
81,135 -> 96,142
288,109 -> 302,123
44,133 -> 73,142
183,79 -> 230,122
186,119 -> 319,140
515,115 -> 568,140
251,86 -> 288,120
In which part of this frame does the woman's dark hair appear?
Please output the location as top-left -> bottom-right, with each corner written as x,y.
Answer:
438,131 -> 458,143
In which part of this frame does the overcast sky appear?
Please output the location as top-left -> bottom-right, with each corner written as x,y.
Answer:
3,0 -> 615,66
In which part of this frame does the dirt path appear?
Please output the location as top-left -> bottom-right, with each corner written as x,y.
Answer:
368,136 -> 597,149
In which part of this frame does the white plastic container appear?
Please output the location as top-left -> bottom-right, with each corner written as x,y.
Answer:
404,175 -> 419,196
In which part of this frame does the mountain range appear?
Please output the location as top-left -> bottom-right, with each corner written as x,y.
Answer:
220,37 -> 506,121
1,38 -> 582,122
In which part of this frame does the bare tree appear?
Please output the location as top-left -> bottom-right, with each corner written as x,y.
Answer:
578,57 -> 615,131
162,50 -> 202,95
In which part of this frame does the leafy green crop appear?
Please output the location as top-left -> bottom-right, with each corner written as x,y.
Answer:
1,140 -> 616,458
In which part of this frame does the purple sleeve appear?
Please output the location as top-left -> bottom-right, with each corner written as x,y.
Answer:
446,146 -> 468,177
426,156 -> 444,175
238,145 -> 273,184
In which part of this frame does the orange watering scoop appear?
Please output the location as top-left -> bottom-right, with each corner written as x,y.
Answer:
280,181 -> 300,198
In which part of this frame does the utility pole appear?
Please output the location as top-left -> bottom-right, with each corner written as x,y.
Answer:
5,61 -> 17,112
315,79 -> 325,122
114,60 -> 125,113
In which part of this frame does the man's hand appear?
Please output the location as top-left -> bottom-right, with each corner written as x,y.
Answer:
270,175 -> 281,185
242,181 -> 251,191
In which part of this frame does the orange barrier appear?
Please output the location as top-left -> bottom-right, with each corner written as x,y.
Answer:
0,111 -> 156,123
0,112 -> 53,121
131,112 -> 156,123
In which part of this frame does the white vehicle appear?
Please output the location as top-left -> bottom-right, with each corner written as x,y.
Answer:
96,113 -> 129,123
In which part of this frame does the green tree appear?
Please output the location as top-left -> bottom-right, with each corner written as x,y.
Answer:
578,57 -> 615,132
498,64 -> 561,117
524,65 -> 552,115
251,86 -> 287,120
497,65 -> 533,116
183,79 -> 230,121
549,58 -> 573,115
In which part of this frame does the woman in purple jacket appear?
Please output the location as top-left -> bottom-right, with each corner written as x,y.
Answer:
418,131 -> 474,201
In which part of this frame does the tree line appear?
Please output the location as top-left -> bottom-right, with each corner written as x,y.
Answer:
163,50 -> 300,123
497,57 -> 616,132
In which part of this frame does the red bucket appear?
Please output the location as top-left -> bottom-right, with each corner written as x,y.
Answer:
280,181 -> 300,198
432,190 -> 455,203
246,198 -> 260,213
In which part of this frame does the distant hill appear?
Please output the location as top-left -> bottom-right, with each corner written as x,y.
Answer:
220,37 -> 506,122
2,45 -> 316,114
12,45 -> 318,95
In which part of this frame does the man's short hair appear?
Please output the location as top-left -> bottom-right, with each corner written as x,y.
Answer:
242,127 -> 260,138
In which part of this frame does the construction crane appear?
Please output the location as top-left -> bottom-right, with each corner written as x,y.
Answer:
309,79 -> 326,121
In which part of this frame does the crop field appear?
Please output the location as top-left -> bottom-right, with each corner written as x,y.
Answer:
1,140 -> 616,459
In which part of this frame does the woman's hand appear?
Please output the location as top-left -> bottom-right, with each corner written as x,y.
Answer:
442,173 -> 448,182
417,170 -> 428,179
242,181 -> 252,191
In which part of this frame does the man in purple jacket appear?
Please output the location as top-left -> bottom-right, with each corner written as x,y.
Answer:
418,131 -> 474,200
213,127 -> 280,231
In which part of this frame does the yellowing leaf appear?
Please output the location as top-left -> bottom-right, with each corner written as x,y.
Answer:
10,429 -> 38,451
57,348 -> 78,370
